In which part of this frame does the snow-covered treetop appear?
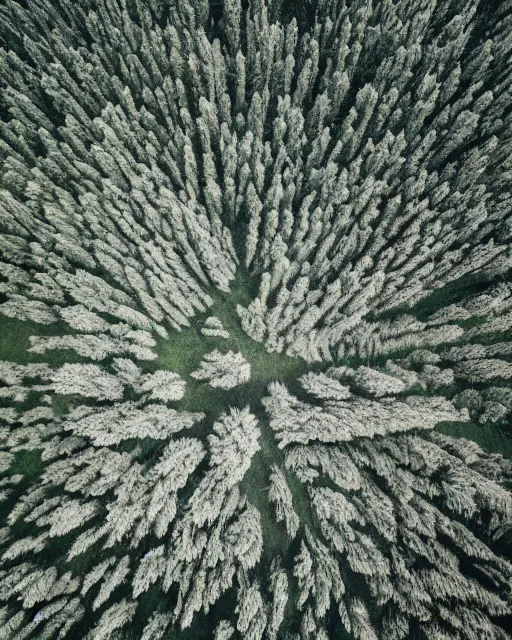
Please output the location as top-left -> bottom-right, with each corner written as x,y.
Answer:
191,350 -> 251,389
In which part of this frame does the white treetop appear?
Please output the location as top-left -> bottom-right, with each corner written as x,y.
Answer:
63,403 -> 204,446
263,382 -> 467,448
268,464 -> 300,538
201,316 -> 230,339
299,371 -> 351,400
50,364 -> 124,401
191,350 -> 251,389
134,370 -> 186,402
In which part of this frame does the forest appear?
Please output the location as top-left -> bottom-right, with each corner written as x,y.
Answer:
0,0 -> 512,638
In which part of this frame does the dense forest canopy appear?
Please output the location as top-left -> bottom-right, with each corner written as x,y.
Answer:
0,0 -> 512,638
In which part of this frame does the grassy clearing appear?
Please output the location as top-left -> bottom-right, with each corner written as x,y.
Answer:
1,268 -> 511,494
154,269 -> 311,385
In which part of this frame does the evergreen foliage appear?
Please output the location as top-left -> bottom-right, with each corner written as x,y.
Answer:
0,0 -> 512,638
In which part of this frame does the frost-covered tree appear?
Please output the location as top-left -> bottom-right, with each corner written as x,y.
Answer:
191,350 -> 251,389
49,364 -> 124,401
268,464 -> 300,538
134,370 -> 186,402
201,316 -> 230,339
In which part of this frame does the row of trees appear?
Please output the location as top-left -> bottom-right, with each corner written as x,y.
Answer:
262,378 -> 467,448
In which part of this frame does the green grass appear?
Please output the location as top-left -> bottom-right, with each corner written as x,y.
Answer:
7,448 -> 44,480
153,269 -> 311,385
0,315 -> 54,364
151,269 -> 314,442
1,267 -> 511,478
436,420 -> 512,458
